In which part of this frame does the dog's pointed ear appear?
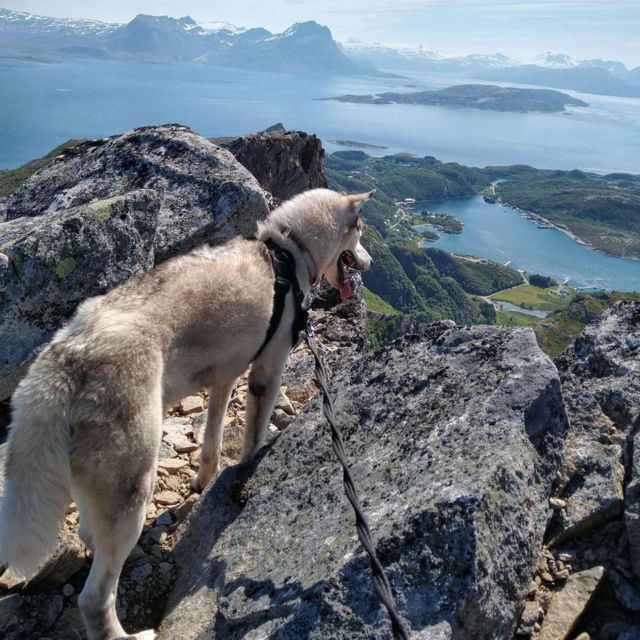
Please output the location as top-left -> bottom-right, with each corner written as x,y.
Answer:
346,190 -> 375,212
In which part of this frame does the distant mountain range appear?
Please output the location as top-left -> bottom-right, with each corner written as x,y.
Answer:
1,7 -> 639,97
0,8 -> 365,74
343,42 -> 640,98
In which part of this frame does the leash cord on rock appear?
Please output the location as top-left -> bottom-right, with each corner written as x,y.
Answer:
305,318 -> 410,640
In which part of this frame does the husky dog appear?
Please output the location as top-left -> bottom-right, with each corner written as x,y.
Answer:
0,188 -> 373,639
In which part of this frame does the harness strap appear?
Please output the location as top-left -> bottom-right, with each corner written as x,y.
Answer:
252,238 -> 308,361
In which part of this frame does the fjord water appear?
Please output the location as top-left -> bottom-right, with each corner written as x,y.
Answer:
2,55 -> 640,291
421,196 -> 640,291
2,55 -> 640,173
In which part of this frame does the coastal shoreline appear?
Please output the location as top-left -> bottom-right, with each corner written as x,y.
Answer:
484,192 -> 640,262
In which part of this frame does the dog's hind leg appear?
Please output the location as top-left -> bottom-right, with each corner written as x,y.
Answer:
72,390 -> 162,639
192,376 -> 237,493
75,470 -> 155,640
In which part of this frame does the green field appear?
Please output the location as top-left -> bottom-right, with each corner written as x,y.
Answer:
491,284 -> 570,312
495,310 -> 538,327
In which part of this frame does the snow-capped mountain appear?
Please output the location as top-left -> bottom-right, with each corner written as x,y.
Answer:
530,52 -> 577,68
0,7 -> 118,49
341,38 -> 640,98
0,8 -> 366,74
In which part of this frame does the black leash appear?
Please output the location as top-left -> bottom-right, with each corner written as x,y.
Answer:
306,318 -> 410,640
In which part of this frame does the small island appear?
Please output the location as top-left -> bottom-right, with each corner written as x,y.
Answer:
419,211 -> 463,234
328,139 -> 388,150
322,84 -> 588,113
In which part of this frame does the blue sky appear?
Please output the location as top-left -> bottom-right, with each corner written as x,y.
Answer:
5,0 -> 640,66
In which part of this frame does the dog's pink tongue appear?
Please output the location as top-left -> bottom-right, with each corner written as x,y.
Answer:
340,278 -> 352,300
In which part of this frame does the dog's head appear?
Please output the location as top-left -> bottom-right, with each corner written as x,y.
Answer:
261,188 -> 373,299
321,191 -> 373,300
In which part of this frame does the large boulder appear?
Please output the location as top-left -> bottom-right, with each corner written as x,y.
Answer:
223,128 -> 326,202
555,301 -> 640,574
0,125 -> 269,399
1,124 -> 269,260
159,323 -> 568,639
0,191 -> 159,399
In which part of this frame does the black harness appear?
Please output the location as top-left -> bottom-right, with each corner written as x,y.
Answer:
253,238 -> 309,361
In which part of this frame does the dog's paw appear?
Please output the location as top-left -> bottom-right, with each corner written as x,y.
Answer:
190,477 -> 204,493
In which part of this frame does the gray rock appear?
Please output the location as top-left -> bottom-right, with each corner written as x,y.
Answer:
131,562 -> 154,585
40,594 -> 64,629
0,124 -> 269,399
224,129 -> 326,202
31,532 -> 87,589
160,324 -> 568,639
0,191 -> 159,400
538,566 -> 605,640
556,302 -> 640,574
609,568 -> 640,612
0,594 -> 23,629
548,376 -> 624,546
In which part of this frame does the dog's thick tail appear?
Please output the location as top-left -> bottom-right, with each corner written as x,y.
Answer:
0,366 -> 72,581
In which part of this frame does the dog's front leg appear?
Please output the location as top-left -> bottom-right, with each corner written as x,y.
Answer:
241,335 -> 290,464
192,377 -> 237,492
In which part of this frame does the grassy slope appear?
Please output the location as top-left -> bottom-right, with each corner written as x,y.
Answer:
491,284 -> 569,312
533,291 -> 640,358
0,140 -> 85,197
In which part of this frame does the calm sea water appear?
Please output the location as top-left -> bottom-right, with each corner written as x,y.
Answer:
2,55 -> 640,290
1,55 -> 640,173
420,196 -> 640,291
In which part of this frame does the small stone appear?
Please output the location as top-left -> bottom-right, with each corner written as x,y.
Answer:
147,526 -> 168,544
128,545 -> 146,562
162,416 -> 193,436
62,583 -> 74,597
556,569 -> 570,581
574,633 -> 590,640
268,423 -> 278,433
159,441 -> 178,459
41,594 -> 64,629
181,395 -> 205,415
541,571 -> 555,583
150,544 -> 163,559
130,563 -> 153,584
276,388 -> 296,416
158,458 -> 189,474
173,493 -> 199,522
538,566 -> 605,640
155,491 -> 182,506
558,552 -> 575,563
609,569 -> 640,611
155,510 -> 173,527
0,594 -> 23,628
170,434 -> 199,454
272,407 -> 295,430
549,497 -> 567,510
518,600 -> 541,633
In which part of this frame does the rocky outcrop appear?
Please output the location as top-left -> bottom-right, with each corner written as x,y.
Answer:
159,324 -> 567,640
1,124 -> 269,259
224,128 -> 326,203
515,301 -> 640,640
555,302 -> 640,569
0,191 -> 159,399
0,125 -> 269,399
